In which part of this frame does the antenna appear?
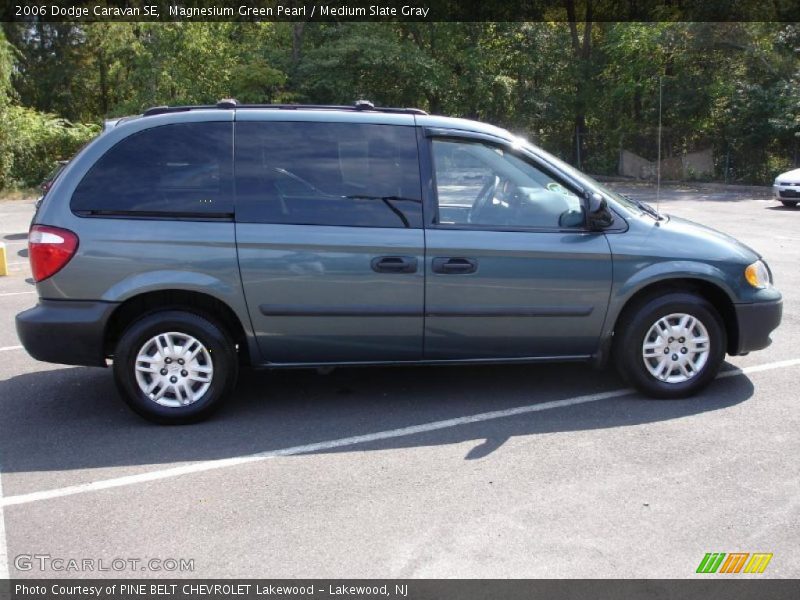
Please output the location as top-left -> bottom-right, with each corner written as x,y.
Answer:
656,76 -> 662,214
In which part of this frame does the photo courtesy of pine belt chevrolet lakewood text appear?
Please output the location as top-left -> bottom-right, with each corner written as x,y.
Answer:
16,100 -> 783,424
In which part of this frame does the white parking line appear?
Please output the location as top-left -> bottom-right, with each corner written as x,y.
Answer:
0,470 -> 9,578
0,291 -> 35,297
2,357 -> 799,509
0,387 -> 634,508
0,346 -> 23,353
717,358 -> 800,378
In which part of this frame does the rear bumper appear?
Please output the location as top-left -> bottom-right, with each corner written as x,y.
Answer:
16,299 -> 117,367
732,299 -> 782,355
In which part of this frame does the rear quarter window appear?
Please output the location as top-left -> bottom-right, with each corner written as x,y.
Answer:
235,121 -> 422,228
71,122 -> 233,218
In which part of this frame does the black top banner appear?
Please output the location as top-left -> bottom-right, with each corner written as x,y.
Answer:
2,0 -> 799,22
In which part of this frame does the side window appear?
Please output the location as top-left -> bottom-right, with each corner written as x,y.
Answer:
432,139 -> 584,229
235,122 -> 422,228
71,122 -> 233,217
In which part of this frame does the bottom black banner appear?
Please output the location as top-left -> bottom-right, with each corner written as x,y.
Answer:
1,580 -> 798,600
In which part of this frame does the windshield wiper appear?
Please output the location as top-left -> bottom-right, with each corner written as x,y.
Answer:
344,195 -> 422,228
622,193 -> 663,220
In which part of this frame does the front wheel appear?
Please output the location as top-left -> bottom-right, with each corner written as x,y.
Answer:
780,200 -> 798,207
113,310 -> 238,424
613,292 -> 726,399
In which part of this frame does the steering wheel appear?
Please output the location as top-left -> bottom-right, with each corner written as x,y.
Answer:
467,175 -> 521,225
471,177 -> 526,226
467,175 -> 500,224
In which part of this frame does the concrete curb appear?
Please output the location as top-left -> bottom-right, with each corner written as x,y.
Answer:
591,175 -> 772,195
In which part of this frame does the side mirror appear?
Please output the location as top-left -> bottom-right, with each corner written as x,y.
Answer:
585,192 -> 614,230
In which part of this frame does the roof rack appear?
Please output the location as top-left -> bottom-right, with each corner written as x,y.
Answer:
142,105 -> 217,117
142,99 -> 427,117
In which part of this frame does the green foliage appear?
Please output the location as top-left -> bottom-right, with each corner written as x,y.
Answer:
0,30 -> 16,185
0,30 -> 12,104
0,21 -> 797,189
0,106 -> 99,189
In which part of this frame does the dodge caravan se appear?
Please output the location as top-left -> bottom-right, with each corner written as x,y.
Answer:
16,100 -> 783,423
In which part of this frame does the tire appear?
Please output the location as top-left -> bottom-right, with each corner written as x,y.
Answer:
113,310 -> 238,424
780,200 -> 798,207
613,292 -> 726,399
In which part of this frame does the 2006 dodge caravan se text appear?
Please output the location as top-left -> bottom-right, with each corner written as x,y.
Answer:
16,100 -> 783,424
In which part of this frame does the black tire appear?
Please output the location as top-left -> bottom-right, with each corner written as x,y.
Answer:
780,200 -> 798,207
613,292 -> 726,399
113,310 -> 238,424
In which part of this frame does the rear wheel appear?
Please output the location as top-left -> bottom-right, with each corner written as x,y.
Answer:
113,310 -> 238,424
780,200 -> 798,207
613,292 -> 726,398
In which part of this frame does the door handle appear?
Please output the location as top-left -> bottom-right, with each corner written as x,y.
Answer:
371,256 -> 418,274
432,257 -> 478,274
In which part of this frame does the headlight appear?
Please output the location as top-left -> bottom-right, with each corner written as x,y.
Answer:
745,260 -> 772,289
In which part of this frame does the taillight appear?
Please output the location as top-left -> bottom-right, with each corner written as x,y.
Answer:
28,225 -> 79,282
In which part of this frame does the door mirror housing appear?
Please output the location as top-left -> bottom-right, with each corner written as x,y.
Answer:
585,192 -> 614,230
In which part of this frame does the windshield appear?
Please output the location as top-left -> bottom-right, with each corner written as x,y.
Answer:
517,139 -> 643,215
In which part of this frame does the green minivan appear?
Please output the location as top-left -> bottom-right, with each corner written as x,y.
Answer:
17,101 -> 783,423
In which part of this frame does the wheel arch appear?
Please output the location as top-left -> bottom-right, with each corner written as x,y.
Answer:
611,278 -> 738,356
104,289 -> 253,365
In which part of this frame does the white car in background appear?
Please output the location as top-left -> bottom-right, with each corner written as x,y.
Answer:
774,168 -> 800,207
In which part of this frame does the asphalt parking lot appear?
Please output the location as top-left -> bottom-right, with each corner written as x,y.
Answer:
0,184 -> 798,579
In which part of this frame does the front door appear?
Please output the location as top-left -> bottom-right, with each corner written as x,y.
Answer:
424,136 -> 613,360
234,117 -> 425,364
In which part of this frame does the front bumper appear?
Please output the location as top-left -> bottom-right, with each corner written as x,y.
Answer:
732,299 -> 782,355
774,184 -> 800,200
16,299 -> 117,367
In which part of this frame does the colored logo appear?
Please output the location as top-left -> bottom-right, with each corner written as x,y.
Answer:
696,552 -> 773,574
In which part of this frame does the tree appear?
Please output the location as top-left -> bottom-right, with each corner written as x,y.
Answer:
1,21 -> 798,188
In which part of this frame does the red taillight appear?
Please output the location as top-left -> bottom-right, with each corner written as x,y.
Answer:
28,225 -> 79,282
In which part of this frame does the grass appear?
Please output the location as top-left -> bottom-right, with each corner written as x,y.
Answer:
0,188 -> 39,201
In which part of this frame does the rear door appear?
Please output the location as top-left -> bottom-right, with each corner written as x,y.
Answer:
422,133 -> 613,360
234,115 -> 425,364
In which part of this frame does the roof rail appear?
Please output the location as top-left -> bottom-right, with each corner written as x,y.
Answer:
141,99 -> 427,117
142,105 -> 217,117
